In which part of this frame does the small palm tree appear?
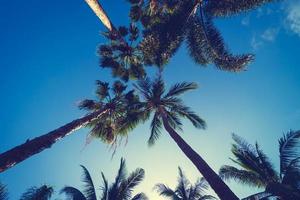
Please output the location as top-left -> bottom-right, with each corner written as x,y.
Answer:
0,182 -> 8,200
61,158 -> 147,200
219,131 -> 300,199
19,185 -> 54,200
134,76 -> 238,200
0,81 -> 140,172
155,167 -> 217,200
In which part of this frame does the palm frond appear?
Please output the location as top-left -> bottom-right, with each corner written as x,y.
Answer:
131,193 -> 148,200
20,185 -> 54,200
80,165 -> 97,200
0,182 -> 8,200
60,187 -> 87,200
119,168 -> 145,199
148,112 -> 162,146
100,172 -> 109,200
176,167 -> 190,199
169,103 -> 206,129
205,0 -> 275,17
281,157 -> 300,189
154,184 -> 178,198
242,191 -> 272,200
279,130 -> 300,174
198,195 -> 218,200
164,82 -> 198,98
255,143 -> 279,182
219,165 -> 266,188
109,158 -> 127,198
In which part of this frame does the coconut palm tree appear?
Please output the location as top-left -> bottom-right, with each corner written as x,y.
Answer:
19,185 -> 54,200
219,131 -> 300,199
155,167 -> 217,200
128,0 -> 277,71
0,182 -> 8,200
60,158 -> 148,200
0,81 -> 141,173
133,76 -> 238,200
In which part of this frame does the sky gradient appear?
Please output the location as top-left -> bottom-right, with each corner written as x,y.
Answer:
0,0 -> 300,199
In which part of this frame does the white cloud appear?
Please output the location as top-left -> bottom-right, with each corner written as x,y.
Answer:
241,16 -> 250,26
251,35 -> 263,50
261,28 -> 279,41
285,0 -> 300,36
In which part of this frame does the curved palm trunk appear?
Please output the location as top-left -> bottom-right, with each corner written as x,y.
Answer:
0,108 -> 108,173
161,116 -> 239,200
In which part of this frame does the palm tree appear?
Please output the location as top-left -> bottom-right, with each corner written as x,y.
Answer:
219,131 -> 300,199
0,81 -> 140,173
60,158 -> 148,200
128,0 -> 277,71
155,167 -> 217,200
19,185 -> 54,200
0,182 -> 8,200
133,76 -> 239,200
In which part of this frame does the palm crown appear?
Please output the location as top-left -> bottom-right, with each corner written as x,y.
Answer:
79,80 -> 141,147
134,76 -> 206,145
128,0 -> 278,71
61,158 -> 148,200
219,131 -> 300,199
155,167 -> 217,200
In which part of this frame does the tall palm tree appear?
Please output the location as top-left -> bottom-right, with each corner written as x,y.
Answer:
19,185 -> 54,200
60,158 -> 148,200
128,0 -> 277,71
219,131 -> 300,200
155,167 -> 217,200
0,182 -> 8,200
0,81 -> 140,173
134,76 -> 239,200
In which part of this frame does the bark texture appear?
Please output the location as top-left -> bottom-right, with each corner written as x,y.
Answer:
0,108 -> 107,173
161,115 -> 240,200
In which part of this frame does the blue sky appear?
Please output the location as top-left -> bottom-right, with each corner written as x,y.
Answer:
0,0 -> 300,199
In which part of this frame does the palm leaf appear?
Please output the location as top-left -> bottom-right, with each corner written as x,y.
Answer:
60,187 -> 87,200
176,167 -> 190,199
154,184 -> 178,199
80,165 -> 97,200
131,193 -> 148,200
100,172 -> 109,200
279,130 -> 300,174
119,168 -> 145,200
164,82 -> 198,98
0,182 -> 8,200
20,185 -> 54,200
219,165 -> 266,188
148,112 -> 163,146
205,0 -> 275,17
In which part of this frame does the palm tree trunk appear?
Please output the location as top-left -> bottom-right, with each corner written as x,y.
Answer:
0,108 -> 108,173
161,115 -> 239,200
85,0 -> 115,32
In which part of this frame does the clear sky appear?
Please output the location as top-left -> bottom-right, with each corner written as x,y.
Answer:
0,0 -> 300,199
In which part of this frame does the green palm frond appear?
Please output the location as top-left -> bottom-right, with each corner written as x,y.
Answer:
60,186 -> 87,200
80,165 -> 97,200
20,185 -> 54,200
119,168 -> 145,200
192,13 -> 254,72
164,82 -> 198,98
148,112 -> 162,146
205,0 -> 275,17
255,143 -> 279,182
176,167 -> 190,199
279,130 -> 300,174
109,158 -> 127,198
0,182 -> 8,200
154,184 -> 178,199
281,157 -> 300,189
130,193 -> 148,200
100,172 -> 109,200
219,165 -> 266,188
169,103 -> 206,129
